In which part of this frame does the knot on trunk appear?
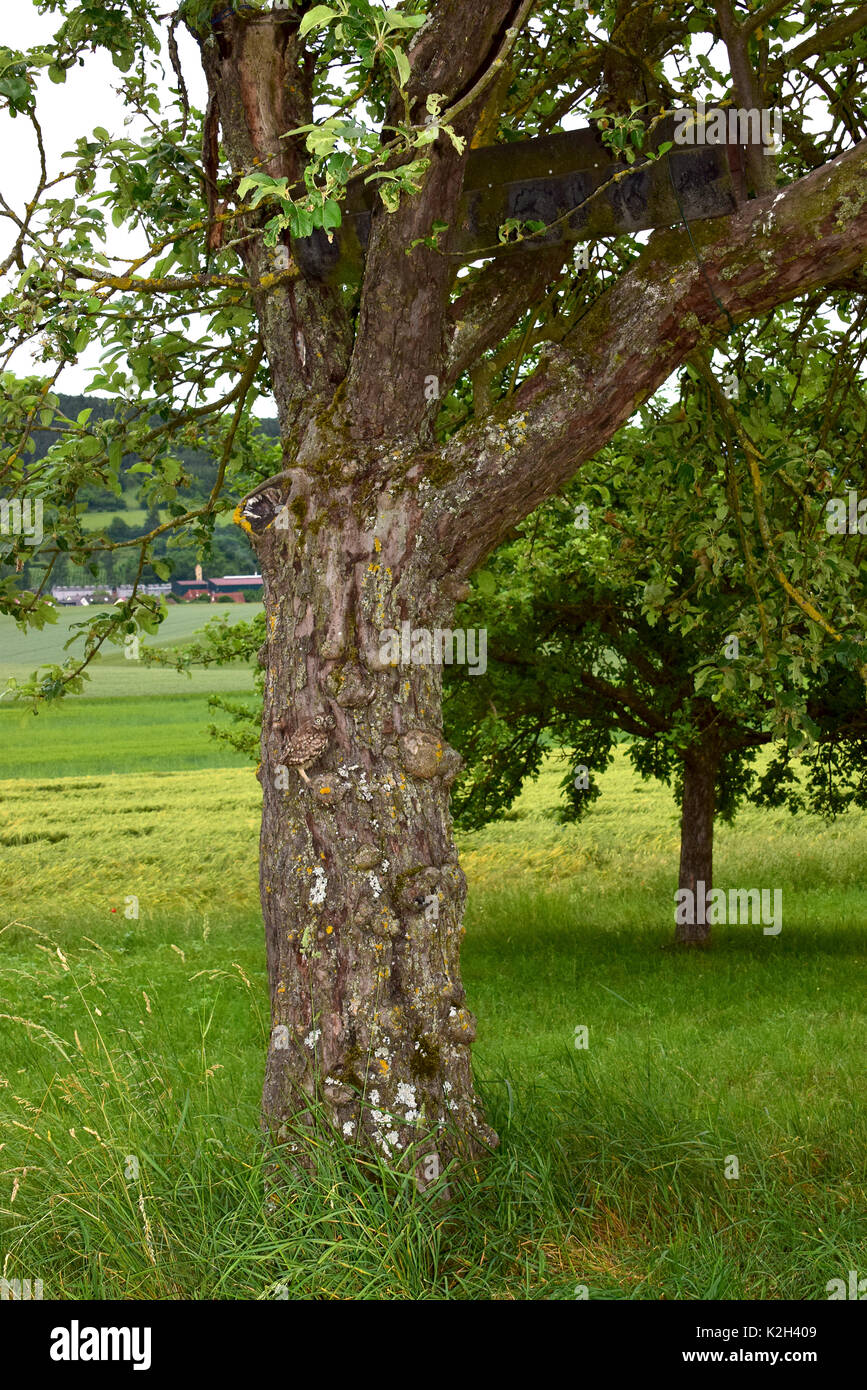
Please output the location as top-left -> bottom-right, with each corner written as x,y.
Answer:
326,662 -> 376,708
446,1006 -> 477,1043
399,730 -> 462,783
396,865 -> 443,911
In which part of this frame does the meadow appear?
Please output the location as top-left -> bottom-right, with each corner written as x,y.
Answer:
0,603 -> 262,704
1,698 -> 865,1298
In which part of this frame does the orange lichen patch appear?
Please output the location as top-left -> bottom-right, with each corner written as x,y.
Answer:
374,536 -> 382,552
377,1058 -> 389,1074
234,502 -> 255,536
319,785 -> 332,795
325,925 -> 333,935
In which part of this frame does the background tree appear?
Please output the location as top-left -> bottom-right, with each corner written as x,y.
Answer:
2,0 -> 867,1177
443,303 -> 867,945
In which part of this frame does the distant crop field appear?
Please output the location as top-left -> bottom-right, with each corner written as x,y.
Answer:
0,603 -> 262,699
0,693 -> 256,778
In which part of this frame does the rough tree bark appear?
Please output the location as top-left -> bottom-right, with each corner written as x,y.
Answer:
190,5 -> 867,1178
676,732 -> 721,947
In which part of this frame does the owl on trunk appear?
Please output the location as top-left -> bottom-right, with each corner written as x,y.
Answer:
272,711 -> 335,784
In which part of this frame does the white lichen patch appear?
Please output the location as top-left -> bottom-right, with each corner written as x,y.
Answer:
309,866 -> 327,905
396,1081 -> 417,1110
304,1028 -> 321,1049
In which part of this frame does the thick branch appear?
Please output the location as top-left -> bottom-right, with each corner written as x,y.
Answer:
343,0 -> 531,439
434,138 -> 867,576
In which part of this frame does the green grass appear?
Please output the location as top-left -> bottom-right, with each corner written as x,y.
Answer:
0,603 -> 261,699
80,508 -> 237,531
0,748 -> 864,1298
0,696 -> 257,778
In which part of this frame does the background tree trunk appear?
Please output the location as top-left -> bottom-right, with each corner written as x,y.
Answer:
676,734 -> 721,946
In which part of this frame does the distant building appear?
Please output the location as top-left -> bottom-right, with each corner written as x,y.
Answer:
51,586 -> 102,606
208,574 -> 263,602
51,574 -> 262,605
113,584 -> 172,600
168,573 -> 262,601
170,579 -> 210,600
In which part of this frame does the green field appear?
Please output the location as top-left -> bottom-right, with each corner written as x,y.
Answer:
1,744 -> 865,1299
0,603 -> 261,700
79,508 -> 237,531
0,695 -> 257,778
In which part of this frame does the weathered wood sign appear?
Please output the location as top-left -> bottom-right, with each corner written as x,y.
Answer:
298,113 -> 757,280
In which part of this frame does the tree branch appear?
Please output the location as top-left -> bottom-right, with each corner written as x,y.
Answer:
432,138 -> 867,576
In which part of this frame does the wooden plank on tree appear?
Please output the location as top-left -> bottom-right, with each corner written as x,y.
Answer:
296,114 -> 753,281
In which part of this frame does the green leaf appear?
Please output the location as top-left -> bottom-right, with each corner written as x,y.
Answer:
299,6 -> 338,38
290,205 -> 315,238
378,182 -> 401,212
383,11 -> 427,27
320,198 -> 342,231
394,47 -> 410,88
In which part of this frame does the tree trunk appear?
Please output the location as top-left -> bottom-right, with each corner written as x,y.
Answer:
198,8 -> 499,1183
243,475 -> 497,1182
675,734 -> 720,946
